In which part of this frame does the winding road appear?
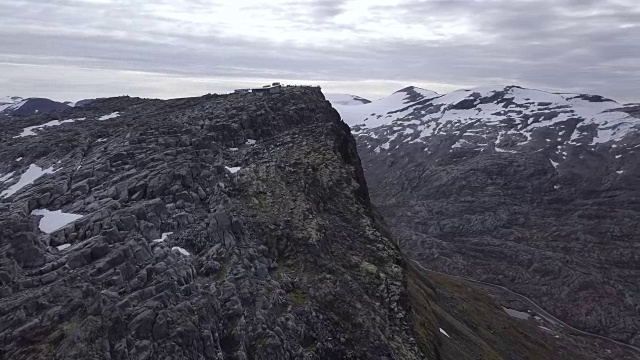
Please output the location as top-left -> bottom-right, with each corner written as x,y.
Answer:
410,259 -> 640,356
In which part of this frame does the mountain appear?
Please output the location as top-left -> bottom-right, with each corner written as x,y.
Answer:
333,86 -> 440,129
338,85 -> 640,347
74,98 -> 97,107
0,96 -> 71,119
1,87 -> 638,359
0,88 -> 434,359
324,93 -> 371,106
0,96 -> 28,116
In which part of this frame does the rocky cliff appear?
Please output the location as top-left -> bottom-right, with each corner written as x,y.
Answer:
0,88 -> 427,359
338,85 -> 640,347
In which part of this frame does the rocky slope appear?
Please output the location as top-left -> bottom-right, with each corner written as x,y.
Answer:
0,88 -> 429,359
338,85 -> 640,347
406,261 -> 640,360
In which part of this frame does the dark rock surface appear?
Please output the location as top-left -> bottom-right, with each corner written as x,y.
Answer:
342,85 -> 640,347
0,88 -> 425,359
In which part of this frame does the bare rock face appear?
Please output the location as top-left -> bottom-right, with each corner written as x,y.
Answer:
342,85 -> 640,346
0,88 -> 423,359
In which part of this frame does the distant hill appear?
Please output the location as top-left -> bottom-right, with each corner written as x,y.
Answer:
0,96 -> 70,118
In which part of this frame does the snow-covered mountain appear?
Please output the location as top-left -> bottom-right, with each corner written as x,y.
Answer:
333,84 -> 640,347
0,96 -> 28,115
0,96 -> 72,119
324,93 -> 371,106
337,85 -> 638,150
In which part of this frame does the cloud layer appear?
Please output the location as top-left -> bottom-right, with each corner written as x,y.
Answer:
1,0 -> 638,101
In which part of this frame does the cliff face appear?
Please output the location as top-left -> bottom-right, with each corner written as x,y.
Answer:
0,88 -> 423,359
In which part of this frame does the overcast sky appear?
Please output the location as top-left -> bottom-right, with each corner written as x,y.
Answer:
1,0 -> 638,102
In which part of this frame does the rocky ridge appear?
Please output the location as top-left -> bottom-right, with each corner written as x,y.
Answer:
0,88 -> 427,359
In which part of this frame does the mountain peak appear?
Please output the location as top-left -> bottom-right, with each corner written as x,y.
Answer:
0,96 -> 24,106
394,86 -> 439,99
0,97 -> 71,119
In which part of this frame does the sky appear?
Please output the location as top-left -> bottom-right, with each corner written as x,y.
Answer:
0,0 -> 638,102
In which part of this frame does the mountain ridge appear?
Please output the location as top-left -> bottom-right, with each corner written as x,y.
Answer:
336,84 -> 640,347
0,88 -> 432,359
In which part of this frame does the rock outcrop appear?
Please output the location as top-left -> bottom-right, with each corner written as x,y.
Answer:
0,88 -> 423,359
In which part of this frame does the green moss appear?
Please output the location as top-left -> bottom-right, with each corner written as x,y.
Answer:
257,337 -> 269,346
359,261 -> 378,275
288,289 -> 307,307
254,193 -> 268,211
215,266 -> 227,281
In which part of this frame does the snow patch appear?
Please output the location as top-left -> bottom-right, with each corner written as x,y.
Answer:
1,164 -> 57,198
98,112 -> 120,121
0,97 -> 27,114
0,172 -> 14,182
616,170 -> 624,175
550,160 -> 559,169
452,140 -> 465,148
15,157 -> 22,161
226,166 -> 241,173
153,232 -> 174,243
15,118 -> 86,137
172,246 -> 190,256
439,328 -> 451,338
31,209 -> 83,234
585,111 -> 638,144
246,139 -> 257,145
57,244 -> 71,251
502,307 -> 531,320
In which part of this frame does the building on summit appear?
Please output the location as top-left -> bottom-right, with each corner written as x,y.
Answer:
234,82 -> 282,95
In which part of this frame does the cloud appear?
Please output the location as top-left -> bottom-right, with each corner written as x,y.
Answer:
0,0 -> 638,102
